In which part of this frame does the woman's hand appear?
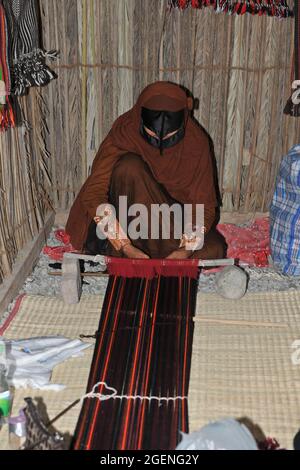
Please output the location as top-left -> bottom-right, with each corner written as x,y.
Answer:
165,248 -> 193,260
122,244 -> 150,259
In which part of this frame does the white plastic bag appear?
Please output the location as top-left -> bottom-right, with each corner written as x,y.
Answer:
176,418 -> 258,450
0,337 -> 6,367
3,336 -> 92,390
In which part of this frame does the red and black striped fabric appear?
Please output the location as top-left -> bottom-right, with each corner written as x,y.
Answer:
105,257 -> 200,280
0,3 -> 15,132
73,274 -> 198,450
169,0 -> 293,18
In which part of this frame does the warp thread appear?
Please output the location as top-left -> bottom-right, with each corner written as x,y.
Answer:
80,381 -> 188,404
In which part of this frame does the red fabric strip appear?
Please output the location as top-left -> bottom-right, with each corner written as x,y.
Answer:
105,257 -> 199,279
0,294 -> 26,336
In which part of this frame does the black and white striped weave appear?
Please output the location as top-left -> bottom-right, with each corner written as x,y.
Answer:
3,0 -> 58,96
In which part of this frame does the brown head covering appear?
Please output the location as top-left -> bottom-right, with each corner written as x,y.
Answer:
110,81 -> 216,205
66,81 -> 217,251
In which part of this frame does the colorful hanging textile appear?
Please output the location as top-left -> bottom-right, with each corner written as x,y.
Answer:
169,0 -> 293,18
284,1 -> 300,116
0,2 -> 15,131
73,274 -> 197,450
2,0 -> 58,97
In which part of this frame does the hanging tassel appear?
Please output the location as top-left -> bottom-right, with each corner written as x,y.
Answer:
284,1 -> 300,116
0,84 -> 16,131
178,0 -> 188,9
168,0 -> 293,17
12,48 -> 59,97
259,437 -> 282,450
0,103 -> 16,131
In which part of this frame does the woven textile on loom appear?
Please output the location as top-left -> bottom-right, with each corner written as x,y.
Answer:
73,269 -> 198,451
0,2 -> 15,131
169,0 -> 293,17
2,0 -> 58,97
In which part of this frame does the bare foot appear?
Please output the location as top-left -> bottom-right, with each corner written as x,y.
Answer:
166,248 -> 192,260
122,244 -> 150,259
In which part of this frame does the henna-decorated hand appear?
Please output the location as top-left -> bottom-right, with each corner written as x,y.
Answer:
165,248 -> 193,260
122,244 -> 150,259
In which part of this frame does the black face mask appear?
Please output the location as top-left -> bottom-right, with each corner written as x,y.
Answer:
140,107 -> 185,153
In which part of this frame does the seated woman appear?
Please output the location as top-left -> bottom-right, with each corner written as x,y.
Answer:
66,81 -> 226,260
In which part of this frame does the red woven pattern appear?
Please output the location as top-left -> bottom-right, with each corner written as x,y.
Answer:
105,257 -> 200,279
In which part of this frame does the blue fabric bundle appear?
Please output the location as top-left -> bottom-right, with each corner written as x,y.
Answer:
270,144 -> 300,275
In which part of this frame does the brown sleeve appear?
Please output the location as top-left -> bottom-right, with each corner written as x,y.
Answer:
191,131 -> 217,233
195,137 -> 217,202
80,135 -> 126,219
204,206 -> 216,233
189,205 -> 215,238
189,128 -> 218,233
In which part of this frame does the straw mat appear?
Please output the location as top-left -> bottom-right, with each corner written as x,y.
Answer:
190,290 -> 300,450
1,289 -> 300,449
